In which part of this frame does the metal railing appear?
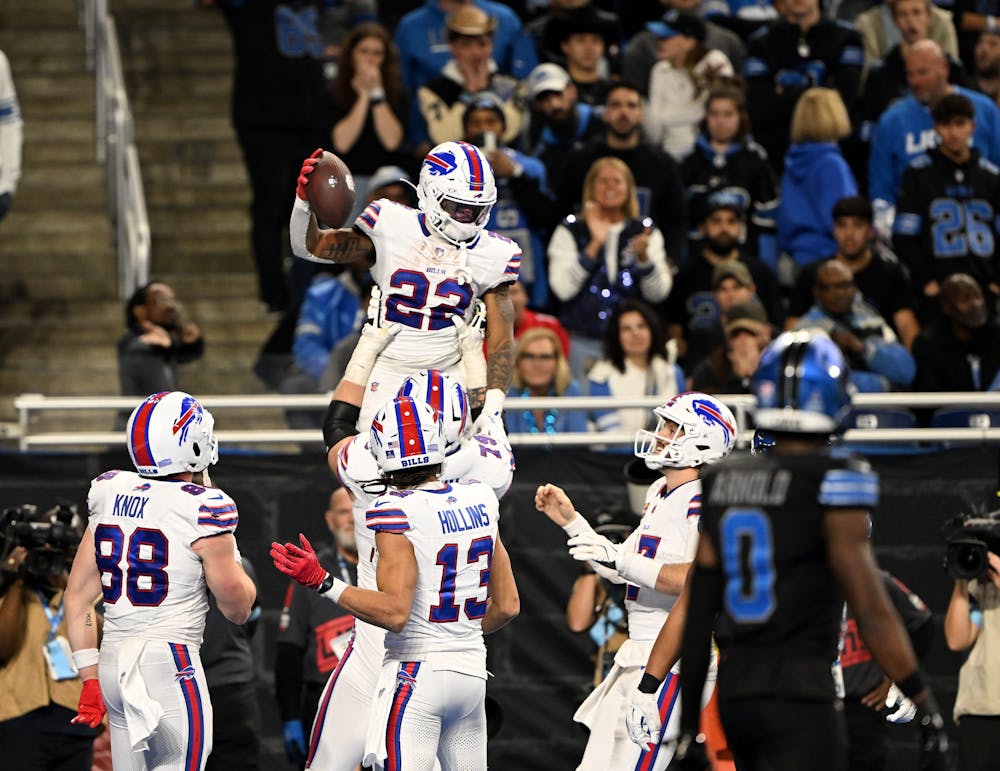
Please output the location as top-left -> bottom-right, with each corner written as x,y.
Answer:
13,392 -> 1000,451
80,0 -> 150,299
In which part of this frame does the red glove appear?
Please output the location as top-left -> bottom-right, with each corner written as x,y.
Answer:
71,678 -> 106,728
271,534 -> 328,589
296,148 -> 324,201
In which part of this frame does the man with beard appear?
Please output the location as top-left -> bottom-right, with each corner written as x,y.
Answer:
786,196 -> 920,349
526,63 -> 604,187
117,280 -> 204,397
274,487 -> 359,768
555,81 -> 689,264
975,30 -> 1000,106
913,273 -> 1000,391
664,193 -> 780,371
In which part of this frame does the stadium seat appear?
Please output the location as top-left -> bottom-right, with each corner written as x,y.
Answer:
930,408 -> 1000,428
846,408 -> 917,430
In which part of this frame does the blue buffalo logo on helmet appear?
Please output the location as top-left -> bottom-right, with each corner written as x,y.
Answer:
423,150 -> 458,177
126,391 -> 219,477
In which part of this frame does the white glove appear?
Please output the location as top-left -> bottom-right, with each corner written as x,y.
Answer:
626,691 -> 661,749
470,388 -> 505,436
884,684 -> 917,724
567,531 -> 619,564
342,319 -> 402,386
367,286 -> 384,325
589,560 -> 626,584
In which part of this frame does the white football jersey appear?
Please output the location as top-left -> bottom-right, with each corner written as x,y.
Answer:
335,416 -> 515,593
365,480 -> 499,675
355,199 -> 521,368
86,469 -> 238,646
624,477 -> 702,642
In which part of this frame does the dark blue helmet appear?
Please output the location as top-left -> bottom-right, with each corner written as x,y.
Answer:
752,330 -> 852,434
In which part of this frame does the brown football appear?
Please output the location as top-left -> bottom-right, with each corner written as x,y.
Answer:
306,151 -> 357,228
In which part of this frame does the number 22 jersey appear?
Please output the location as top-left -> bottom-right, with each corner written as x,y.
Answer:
87,470 -> 239,646
355,199 -> 521,368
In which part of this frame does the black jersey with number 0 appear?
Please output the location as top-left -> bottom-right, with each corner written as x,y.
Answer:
699,448 -> 879,701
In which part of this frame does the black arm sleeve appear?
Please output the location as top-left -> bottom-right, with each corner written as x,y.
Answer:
678,563 -> 724,736
274,641 -> 306,723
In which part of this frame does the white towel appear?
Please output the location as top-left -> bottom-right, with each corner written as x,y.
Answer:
117,639 -> 164,752
362,662 -> 400,770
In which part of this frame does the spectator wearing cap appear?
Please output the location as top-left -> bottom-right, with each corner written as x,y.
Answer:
794,259 -> 916,391
462,94 -> 557,308
776,87 -> 858,276
548,155 -> 674,382
743,0 -> 864,174
415,5 -> 526,148
556,81 -> 689,264
587,298 -> 686,435
643,10 -> 734,161
786,196 -> 920,349
548,4 -> 618,105
665,193 -> 781,368
393,0 -> 536,101
680,82 -> 779,265
527,0 -> 622,72
621,1 -> 746,96
525,62 -> 605,184
690,297 -> 773,393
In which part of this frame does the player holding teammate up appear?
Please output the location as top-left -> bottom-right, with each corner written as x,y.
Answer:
272,395 -> 518,771
536,392 -> 738,771
289,141 -> 521,445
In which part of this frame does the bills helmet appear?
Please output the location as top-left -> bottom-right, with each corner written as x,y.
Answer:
370,396 -> 445,474
634,392 -> 738,469
126,391 -> 218,477
418,141 -> 497,244
753,330 -> 853,434
397,369 -> 469,452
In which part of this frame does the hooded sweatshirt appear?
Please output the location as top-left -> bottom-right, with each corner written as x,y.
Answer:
777,141 -> 857,268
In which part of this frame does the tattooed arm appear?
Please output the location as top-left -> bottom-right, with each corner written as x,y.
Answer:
482,282 -> 515,404
306,219 -> 376,268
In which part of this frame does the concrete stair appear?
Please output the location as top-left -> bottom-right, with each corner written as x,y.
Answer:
0,0 -> 290,441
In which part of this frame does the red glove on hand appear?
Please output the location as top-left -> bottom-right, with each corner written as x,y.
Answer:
271,534 -> 328,589
71,678 -> 106,728
295,148 -> 325,201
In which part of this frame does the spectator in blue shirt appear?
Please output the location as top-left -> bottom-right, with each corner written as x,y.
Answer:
505,327 -> 590,435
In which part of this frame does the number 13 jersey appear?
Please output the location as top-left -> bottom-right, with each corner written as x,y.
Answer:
87,470 -> 239,646
356,199 -> 521,368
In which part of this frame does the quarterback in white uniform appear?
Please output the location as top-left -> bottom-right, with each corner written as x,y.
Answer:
289,140 -> 520,444
272,396 -> 519,771
63,391 -> 256,771
535,392 -> 738,771
303,369 -> 514,770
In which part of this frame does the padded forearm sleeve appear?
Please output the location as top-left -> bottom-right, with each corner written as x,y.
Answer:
322,400 -> 360,451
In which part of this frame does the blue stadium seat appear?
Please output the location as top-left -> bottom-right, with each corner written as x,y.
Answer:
930,408 -> 1000,429
846,408 -> 917,430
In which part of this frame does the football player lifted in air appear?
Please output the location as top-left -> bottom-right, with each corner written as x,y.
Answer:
279,368 -> 515,771
535,392 -> 738,771
64,392 -> 256,771
664,330 -> 950,771
289,141 -> 521,446
271,395 -> 519,771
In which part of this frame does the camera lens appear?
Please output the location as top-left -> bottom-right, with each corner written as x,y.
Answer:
947,539 -> 989,581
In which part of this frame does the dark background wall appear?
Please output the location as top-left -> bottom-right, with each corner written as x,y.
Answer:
1,446 -> 996,770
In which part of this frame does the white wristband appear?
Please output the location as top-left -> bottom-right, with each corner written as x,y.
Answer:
319,576 -> 348,604
989,15 -> 998,31
562,514 -> 595,538
617,551 -> 662,589
72,648 -> 100,670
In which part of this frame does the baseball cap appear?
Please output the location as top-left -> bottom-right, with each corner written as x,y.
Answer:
528,63 -> 572,99
712,260 -> 754,289
646,9 -> 706,42
462,92 -> 507,129
446,5 -> 497,36
704,189 -> 748,220
725,298 -> 769,336
368,165 -> 411,196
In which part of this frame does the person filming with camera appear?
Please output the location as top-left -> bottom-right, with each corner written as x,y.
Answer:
944,515 -> 1000,770
0,504 -> 103,769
